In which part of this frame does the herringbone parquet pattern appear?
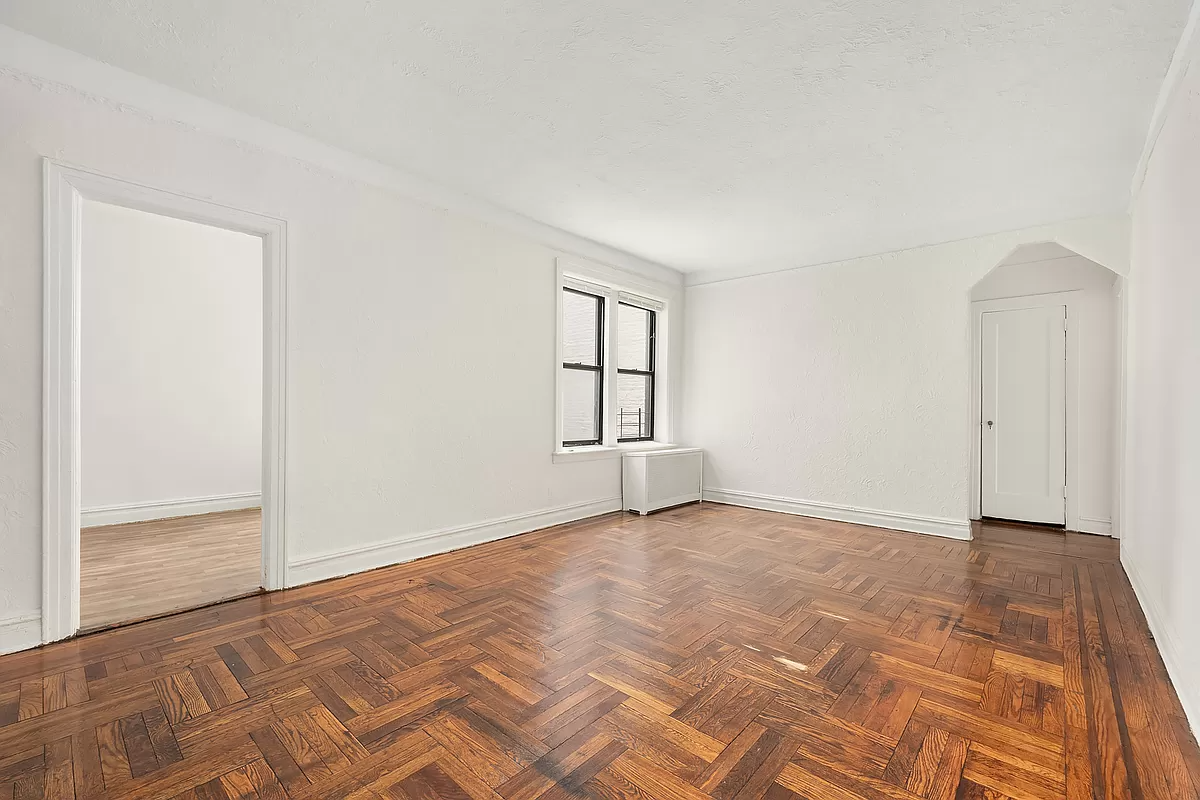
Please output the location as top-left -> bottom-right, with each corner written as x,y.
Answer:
1,504 -> 1197,799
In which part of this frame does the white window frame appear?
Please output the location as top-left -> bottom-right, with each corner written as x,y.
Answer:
554,259 -> 671,463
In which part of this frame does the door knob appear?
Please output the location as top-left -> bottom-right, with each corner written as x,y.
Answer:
986,420 -> 994,428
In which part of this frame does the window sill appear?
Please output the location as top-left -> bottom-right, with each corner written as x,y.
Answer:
553,441 -> 677,464
553,446 -> 620,464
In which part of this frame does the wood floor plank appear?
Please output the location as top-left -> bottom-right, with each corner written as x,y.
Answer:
16,681 -> 42,722
41,737 -> 75,800
69,725 -> 104,799
248,725 -> 310,796
0,506 -> 1194,800
96,718 -> 132,788
120,712 -> 161,778
80,509 -> 263,631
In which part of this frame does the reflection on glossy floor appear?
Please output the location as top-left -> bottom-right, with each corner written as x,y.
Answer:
80,508 -> 262,631
3,503 -> 1197,799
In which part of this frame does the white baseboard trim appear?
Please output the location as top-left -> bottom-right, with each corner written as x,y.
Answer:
1121,549 -> 1199,736
1075,515 -> 1113,536
0,611 -> 42,656
702,488 -> 972,541
288,496 -> 623,586
81,492 -> 262,527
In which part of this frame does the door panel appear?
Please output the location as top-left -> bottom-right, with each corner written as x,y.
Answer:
981,305 -> 1066,524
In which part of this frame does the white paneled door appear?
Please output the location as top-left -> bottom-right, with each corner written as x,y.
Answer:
981,305 -> 1067,525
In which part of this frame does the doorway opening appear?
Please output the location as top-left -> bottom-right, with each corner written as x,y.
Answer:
78,200 -> 264,630
43,161 -> 288,643
968,243 -> 1121,535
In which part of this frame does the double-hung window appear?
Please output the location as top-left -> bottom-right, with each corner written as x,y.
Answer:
559,273 -> 664,450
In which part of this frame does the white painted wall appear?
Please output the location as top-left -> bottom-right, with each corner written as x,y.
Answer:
81,200 -> 263,521
970,252 -> 1119,534
1123,50 -> 1200,732
683,223 -> 1128,539
0,55 -> 683,647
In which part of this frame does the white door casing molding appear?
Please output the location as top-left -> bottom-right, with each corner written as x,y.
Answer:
42,159 -> 289,643
970,291 -> 1093,532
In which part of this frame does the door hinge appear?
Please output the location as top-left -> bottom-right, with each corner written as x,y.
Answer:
1063,317 -> 1068,332
1063,486 -> 1068,499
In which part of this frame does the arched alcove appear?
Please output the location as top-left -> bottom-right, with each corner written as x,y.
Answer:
968,242 -> 1123,536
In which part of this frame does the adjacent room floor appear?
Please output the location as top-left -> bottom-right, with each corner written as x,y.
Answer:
80,508 -> 262,631
3,504 -> 1197,799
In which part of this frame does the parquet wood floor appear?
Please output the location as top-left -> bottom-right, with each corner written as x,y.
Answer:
3,503 -> 1197,799
81,509 -> 262,631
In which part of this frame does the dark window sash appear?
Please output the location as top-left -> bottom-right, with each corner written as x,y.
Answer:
563,286 -> 604,368
562,287 -> 605,447
616,305 -> 655,443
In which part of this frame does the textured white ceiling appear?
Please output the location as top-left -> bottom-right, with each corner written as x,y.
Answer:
1,1 -> 1187,276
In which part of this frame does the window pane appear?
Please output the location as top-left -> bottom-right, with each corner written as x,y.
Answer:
562,368 -> 599,443
617,374 -> 651,439
563,290 -> 600,366
618,304 -> 651,371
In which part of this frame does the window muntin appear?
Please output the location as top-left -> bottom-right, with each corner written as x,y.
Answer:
561,287 -> 604,446
616,301 -> 655,442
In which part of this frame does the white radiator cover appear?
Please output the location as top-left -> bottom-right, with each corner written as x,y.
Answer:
622,447 -> 704,515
